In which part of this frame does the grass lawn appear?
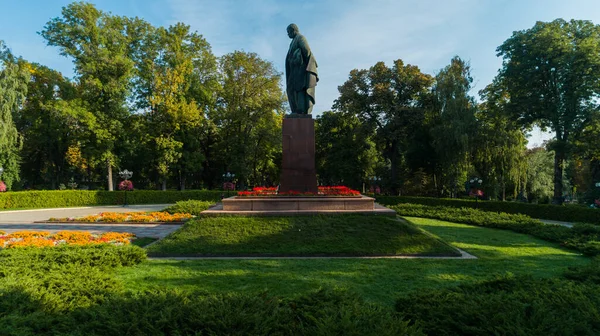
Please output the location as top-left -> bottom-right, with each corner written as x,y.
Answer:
146,215 -> 459,256
116,216 -> 592,307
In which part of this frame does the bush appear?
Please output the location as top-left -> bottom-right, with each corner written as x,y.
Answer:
0,244 -> 147,269
393,203 -> 600,256
0,190 -> 223,210
377,195 -> 600,224
163,200 -> 214,216
564,257 -> 600,284
0,287 -> 423,335
395,275 -> 600,336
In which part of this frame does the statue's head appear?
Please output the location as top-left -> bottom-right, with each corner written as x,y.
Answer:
287,24 -> 299,38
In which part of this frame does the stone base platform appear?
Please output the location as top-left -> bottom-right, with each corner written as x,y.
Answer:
201,196 -> 396,217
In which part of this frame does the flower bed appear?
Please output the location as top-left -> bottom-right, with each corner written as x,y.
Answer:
0,230 -> 135,248
237,186 -> 361,197
47,211 -> 193,223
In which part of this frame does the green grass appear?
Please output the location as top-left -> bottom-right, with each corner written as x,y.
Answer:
117,216 -> 591,306
131,237 -> 158,247
146,215 -> 459,257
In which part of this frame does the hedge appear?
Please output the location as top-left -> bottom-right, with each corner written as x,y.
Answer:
0,190 -> 224,210
395,275 -> 600,336
377,195 -> 600,224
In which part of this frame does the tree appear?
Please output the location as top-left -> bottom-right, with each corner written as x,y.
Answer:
214,51 -> 285,187
0,41 -> 28,189
525,148 -> 555,203
14,62 -> 78,189
41,2 -> 136,191
334,60 -> 434,194
315,111 -> 379,189
474,79 -> 527,200
496,19 -> 600,204
429,56 -> 477,197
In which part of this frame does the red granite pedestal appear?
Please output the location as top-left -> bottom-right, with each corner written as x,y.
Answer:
279,116 -> 318,193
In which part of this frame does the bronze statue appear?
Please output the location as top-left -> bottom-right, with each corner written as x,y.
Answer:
285,24 -> 318,115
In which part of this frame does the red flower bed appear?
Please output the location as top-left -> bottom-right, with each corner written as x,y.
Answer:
237,186 -> 360,197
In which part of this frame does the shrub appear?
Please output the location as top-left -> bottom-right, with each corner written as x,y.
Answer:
0,244 -> 146,269
0,190 -> 223,210
395,275 -> 600,336
163,199 -> 213,216
377,195 -> 600,224
0,288 -> 422,336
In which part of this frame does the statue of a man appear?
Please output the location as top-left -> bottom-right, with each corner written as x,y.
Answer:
285,24 -> 318,115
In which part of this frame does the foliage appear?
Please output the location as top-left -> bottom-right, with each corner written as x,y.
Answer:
214,51 -> 285,188
316,111 -> 379,189
525,148 -> 555,203
395,275 -> 600,336
146,215 -> 459,257
0,190 -> 223,210
497,19 -> 600,204
0,41 -> 28,190
162,199 -> 213,216
474,78 -> 527,200
376,195 -> 600,223
334,59 -> 434,194
391,203 -> 600,255
429,56 -> 477,197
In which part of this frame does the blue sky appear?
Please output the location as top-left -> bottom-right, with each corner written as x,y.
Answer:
2,0 -> 600,147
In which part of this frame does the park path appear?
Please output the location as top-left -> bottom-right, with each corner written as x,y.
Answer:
539,219 -> 574,228
0,204 -> 179,238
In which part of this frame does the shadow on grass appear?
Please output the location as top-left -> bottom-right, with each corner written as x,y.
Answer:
146,215 -> 459,257
117,216 -> 593,306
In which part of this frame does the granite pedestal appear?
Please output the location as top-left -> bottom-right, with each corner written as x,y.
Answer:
279,116 -> 318,193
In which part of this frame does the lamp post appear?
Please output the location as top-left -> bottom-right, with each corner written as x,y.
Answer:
370,176 -> 381,195
468,177 -> 483,208
118,169 -> 133,207
222,172 -> 235,198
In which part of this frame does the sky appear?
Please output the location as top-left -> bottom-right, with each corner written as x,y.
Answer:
2,0 -> 600,148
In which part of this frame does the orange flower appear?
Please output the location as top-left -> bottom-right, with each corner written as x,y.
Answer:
7,237 -> 55,248
8,231 -> 50,239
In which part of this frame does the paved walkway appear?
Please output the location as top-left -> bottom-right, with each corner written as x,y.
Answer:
0,204 -> 179,238
539,219 -> 574,228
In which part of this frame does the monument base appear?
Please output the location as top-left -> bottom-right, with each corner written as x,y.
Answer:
280,117 -> 317,193
201,196 -> 396,217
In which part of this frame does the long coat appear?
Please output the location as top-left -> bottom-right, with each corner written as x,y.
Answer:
286,34 -> 318,104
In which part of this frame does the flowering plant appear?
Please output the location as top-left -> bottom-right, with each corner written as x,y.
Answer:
237,185 -> 360,197
119,180 -> 133,191
469,189 -> 484,197
0,181 -> 6,192
48,211 -> 192,223
0,230 -> 136,248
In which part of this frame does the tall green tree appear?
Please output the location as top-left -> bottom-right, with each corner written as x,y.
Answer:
41,2 -> 136,191
0,42 -> 28,189
474,79 -> 527,200
429,56 -> 477,197
334,60 -> 434,194
315,111 -> 378,189
14,62 -> 78,189
214,51 -> 285,187
496,19 -> 600,204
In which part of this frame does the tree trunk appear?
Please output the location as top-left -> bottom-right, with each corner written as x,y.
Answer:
389,141 -> 399,195
162,179 -> 167,191
107,159 -> 113,191
552,149 -> 565,205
